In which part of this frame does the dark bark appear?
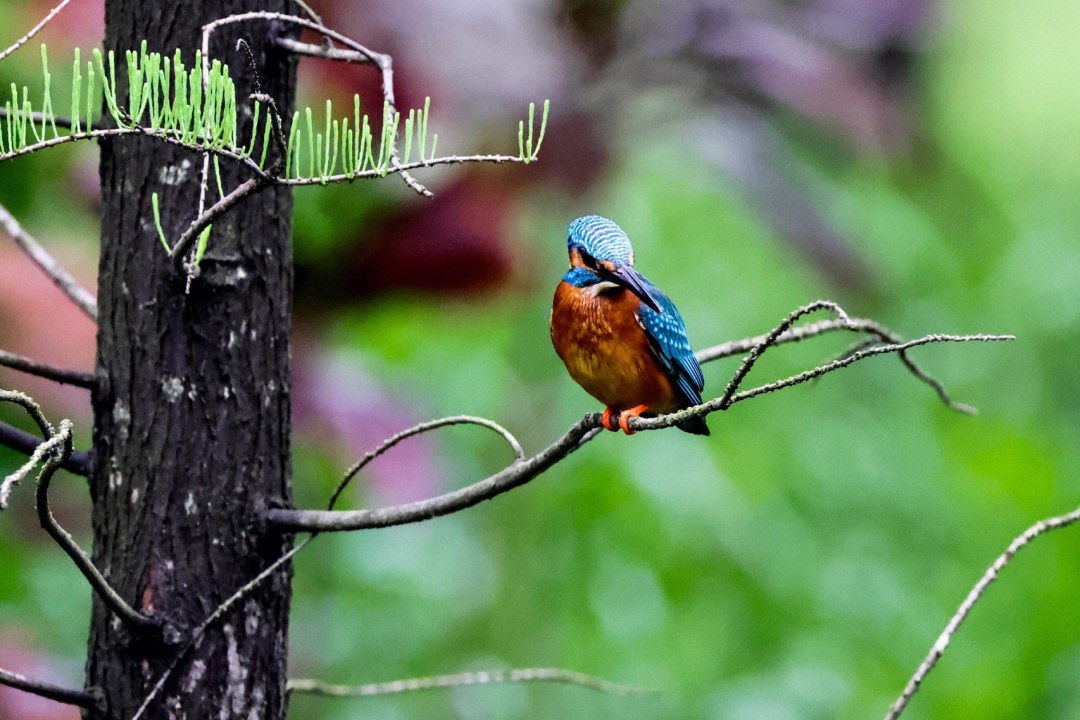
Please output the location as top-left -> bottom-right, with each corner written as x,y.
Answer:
89,2 -> 296,718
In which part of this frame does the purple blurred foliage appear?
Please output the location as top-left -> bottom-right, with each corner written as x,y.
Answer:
0,639 -> 80,720
292,337 -> 442,504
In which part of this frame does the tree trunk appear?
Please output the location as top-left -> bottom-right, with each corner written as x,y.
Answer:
88,2 -> 296,717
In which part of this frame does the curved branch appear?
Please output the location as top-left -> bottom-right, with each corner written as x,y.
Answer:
265,416 -> 596,532
0,390 -> 154,629
0,349 -> 97,389
884,503 -> 1080,720
0,666 -> 100,710
0,203 -> 98,321
34,422 -> 158,630
718,300 -> 849,409
329,415 -> 525,510
288,668 -> 659,699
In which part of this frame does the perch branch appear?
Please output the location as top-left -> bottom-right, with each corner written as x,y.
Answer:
135,307 -> 1011,717
288,668 -> 659,699
0,203 -> 98,321
0,349 -> 97,389
265,306 -> 1011,532
884,503 -> 1080,720
0,666 -> 101,710
0,0 -> 73,62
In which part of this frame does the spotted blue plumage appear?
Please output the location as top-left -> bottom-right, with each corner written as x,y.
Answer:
635,279 -> 706,408
568,215 -> 634,265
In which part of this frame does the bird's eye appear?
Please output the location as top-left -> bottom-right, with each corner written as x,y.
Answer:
579,250 -> 598,268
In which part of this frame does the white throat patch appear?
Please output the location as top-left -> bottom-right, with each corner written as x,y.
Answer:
586,280 -> 620,297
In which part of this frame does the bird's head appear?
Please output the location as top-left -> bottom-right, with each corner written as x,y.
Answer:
565,215 -> 662,312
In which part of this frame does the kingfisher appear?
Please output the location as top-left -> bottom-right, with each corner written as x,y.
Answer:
550,215 -> 709,436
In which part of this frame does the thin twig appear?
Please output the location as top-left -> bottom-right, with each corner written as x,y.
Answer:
884,503 -> 1080,720
168,177 -> 265,264
696,316 -> 976,413
0,0 -> 73,62
719,300 -> 849,409
329,415 -> 525,509
129,535 -> 313,720
288,668 -> 659,699
0,349 -> 97,389
288,0 -> 322,24
34,421 -> 157,630
0,666 -> 101,710
0,203 -> 98,321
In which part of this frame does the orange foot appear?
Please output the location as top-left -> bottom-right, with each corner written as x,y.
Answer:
617,404 -> 650,435
601,407 -> 618,432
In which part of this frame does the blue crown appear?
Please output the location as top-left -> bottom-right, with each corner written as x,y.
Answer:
567,215 -> 634,266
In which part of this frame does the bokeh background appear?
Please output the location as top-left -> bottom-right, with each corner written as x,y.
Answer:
2,0 -> 1079,718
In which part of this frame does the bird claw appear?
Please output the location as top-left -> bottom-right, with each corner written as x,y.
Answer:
617,405 -> 649,436
601,408 -> 618,432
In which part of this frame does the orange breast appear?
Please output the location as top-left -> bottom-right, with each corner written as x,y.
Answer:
550,281 -> 678,413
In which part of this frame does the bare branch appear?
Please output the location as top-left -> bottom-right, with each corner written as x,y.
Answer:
884,503 -> 1080,720
696,315 -> 976,413
133,418 -> 523,718
0,666 -> 101,710
34,421 -> 158,631
0,349 -> 97,389
274,36 -> 373,64
264,415 -> 596,532
0,420 -> 90,476
0,203 -> 98,321
288,668 -> 659,699
0,0 -> 73,62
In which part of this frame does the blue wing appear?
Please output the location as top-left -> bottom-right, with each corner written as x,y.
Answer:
634,279 -> 705,407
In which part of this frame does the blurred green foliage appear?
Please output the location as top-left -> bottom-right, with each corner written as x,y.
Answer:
2,1 -> 1080,719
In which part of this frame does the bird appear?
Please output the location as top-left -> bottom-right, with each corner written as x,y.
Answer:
550,215 -> 709,436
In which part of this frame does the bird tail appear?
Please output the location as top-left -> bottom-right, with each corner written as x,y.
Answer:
676,415 -> 710,436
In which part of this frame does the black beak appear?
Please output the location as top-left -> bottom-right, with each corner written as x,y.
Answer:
608,265 -> 662,313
